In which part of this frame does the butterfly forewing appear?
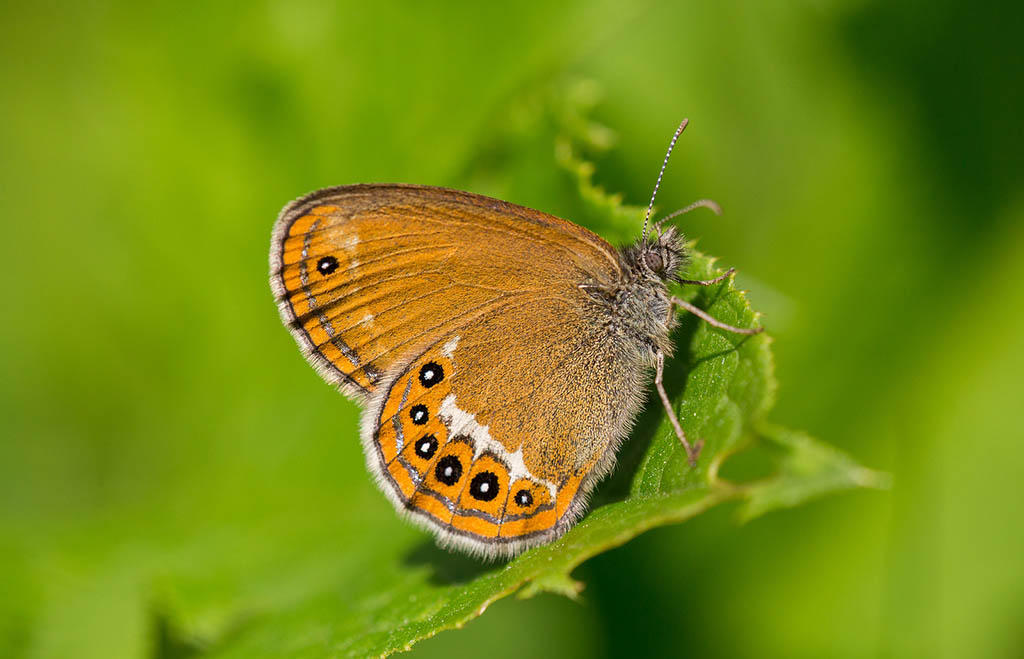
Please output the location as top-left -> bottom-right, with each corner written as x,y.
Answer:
270,184 -> 621,399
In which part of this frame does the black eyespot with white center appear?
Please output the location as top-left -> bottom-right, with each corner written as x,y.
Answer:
418,361 -> 444,388
469,471 -> 499,502
435,455 -> 462,486
514,489 -> 533,508
414,434 -> 438,460
410,404 -> 428,425
316,255 -> 339,276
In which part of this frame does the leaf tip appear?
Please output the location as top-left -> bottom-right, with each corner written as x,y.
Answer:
852,465 -> 892,491
517,572 -> 585,601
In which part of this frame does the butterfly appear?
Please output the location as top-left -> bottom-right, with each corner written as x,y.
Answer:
269,120 -> 762,558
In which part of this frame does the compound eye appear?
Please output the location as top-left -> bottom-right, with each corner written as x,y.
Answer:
644,250 -> 664,272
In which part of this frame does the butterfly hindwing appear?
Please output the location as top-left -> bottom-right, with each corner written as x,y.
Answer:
371,340 -> 560,553
368,305 -> 644,557
376,351 -> 455,499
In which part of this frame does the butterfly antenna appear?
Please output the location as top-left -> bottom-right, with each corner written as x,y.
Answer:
642,119 -> 689,242
654,198 -> 722,232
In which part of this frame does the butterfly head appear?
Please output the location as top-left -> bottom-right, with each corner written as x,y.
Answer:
626,226 -> 688,284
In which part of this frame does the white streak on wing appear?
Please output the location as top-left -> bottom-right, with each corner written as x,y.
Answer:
342,235 -> 359,252
441,336 -> 460,358
361,313 -> 374,327
438,393 -> 557,497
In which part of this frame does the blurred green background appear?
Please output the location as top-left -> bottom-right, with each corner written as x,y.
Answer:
2,1 -> 1022,657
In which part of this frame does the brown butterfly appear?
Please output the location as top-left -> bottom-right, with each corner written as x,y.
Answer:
269,120 -> 762,558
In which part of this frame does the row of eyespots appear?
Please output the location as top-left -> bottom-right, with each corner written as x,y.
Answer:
407,358 -> 531,507
407,361 -> 446,428
412,440 -> 535,507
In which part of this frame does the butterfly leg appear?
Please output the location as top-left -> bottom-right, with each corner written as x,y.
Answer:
677,267 -> 736,287
670,293 -> 764,335
655,350 -> 703,466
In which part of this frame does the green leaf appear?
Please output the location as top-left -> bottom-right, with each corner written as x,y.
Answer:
0,71 -> 885,658
738,424 -> 891,523
147,82 -> 885,658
